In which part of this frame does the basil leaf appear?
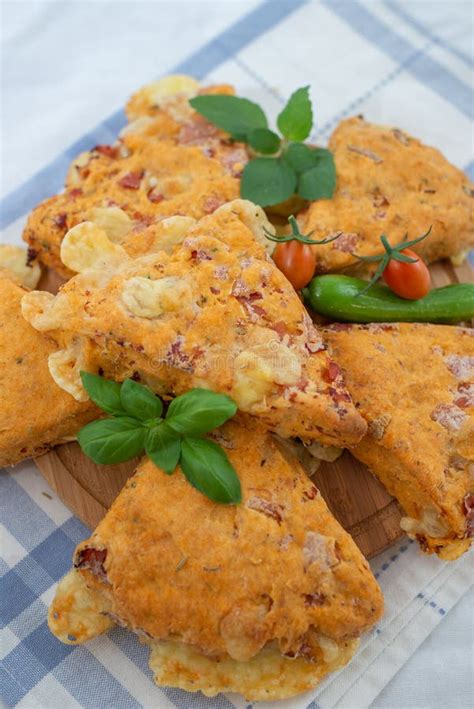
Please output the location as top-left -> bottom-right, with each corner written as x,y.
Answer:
120,378 -> 163,422
80,371 -> 125,416
241,158 -> 297,207
146,423 -> 181,474
189,95 -> 267,141
284,143 -> 318,174
180,438 -> 242,504
297,149 -> 336,200
78,417 -> 146,465
277,86 -> 313,141
248,127 -> 281,155
167,388 -> 237,436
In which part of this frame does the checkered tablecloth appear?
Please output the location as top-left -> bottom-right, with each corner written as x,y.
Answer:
1,2 -> 473,707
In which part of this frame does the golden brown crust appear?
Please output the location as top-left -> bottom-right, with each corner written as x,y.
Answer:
324,323 -> 473,558
299,117 -> 474,272
73,424 -> 382,657
0,276 -> 97,466
48,571 -> 360,700
23,83 -> 246,278
22,205 -> 367,445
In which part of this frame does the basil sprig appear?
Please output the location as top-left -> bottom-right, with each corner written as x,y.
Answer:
189,86 -> 336,207
77,373 -> 241,504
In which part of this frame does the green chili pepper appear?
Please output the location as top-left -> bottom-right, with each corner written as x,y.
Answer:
304,275 -> 474,324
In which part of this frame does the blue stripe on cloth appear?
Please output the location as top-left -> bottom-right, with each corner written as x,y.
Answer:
417,592 -> 447,616
313,41 -> 431,140
324,0 -> 473,120
22,621 -> 75,672
0,666 -> 25,706
3,636 -> 71,697
0,570 -> 37,626
14,554 -> 56,597
373,542 -> 411,579
0,0 -> 305,230
9,598 -> 48,642
60,516 -> 91,544
464,160 -> 474,181
29,528 -> 76,582
108,627 -> 152,676
111,628 -> 236,708
231,54 -> 287,104
384,0 -> 474,69
53,646 -> 142,708
0,475 -> 56,550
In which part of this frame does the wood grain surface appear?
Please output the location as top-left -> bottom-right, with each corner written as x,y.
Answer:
34,258 -> 472,558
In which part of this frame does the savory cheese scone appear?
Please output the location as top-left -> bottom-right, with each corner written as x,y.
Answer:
23,77 -> 247,278
0,275 -> 97,466
298,116 -> 474,273
22,202 -> 366,446
49,421 -> 383,701
324,323 -> 474,560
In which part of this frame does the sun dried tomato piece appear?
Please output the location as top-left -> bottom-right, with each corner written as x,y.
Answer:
147,188 -> 164,203
94,144 -> 118,159
52,213 -> 67,229
75,547 -> 107,579
302,485 -> 319,501
190,249 -> 213,263
118,171 -> 144,190
323,361 -> 341,383
247,496 -> 283,524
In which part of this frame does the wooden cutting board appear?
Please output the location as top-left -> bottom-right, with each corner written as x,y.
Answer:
34,258 -> 472,558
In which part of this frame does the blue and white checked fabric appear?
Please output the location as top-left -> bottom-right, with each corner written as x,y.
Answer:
1,2 -> 473,707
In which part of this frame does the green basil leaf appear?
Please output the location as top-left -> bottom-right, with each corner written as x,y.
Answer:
284,142 -> 318,174
145,423 -> 181,474
180,438 -> 241,504
297,149 -> 336,200
240,158 -> 297,207
120,378 -> 163,422
277,86 -> 313,141
77,417 -> 146,465
189,95 -> 268,141
167,388 -> 237,436
248,127 -> 281,155
80,371 -> 125,416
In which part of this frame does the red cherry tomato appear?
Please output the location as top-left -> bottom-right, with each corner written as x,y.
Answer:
382,248 -> 431,300
273,240 -> 316,290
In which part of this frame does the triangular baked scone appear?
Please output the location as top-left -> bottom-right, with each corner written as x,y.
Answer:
49,420 -> 383,701
22,202 -> 366,446
23,78 -> 247,278
298,117 -> 474,273
0,273 -> 97,466
324,323 -> 473,559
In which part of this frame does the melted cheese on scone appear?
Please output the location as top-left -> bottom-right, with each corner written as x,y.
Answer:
22,203 -> 366,446
23,80 -> 247,278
